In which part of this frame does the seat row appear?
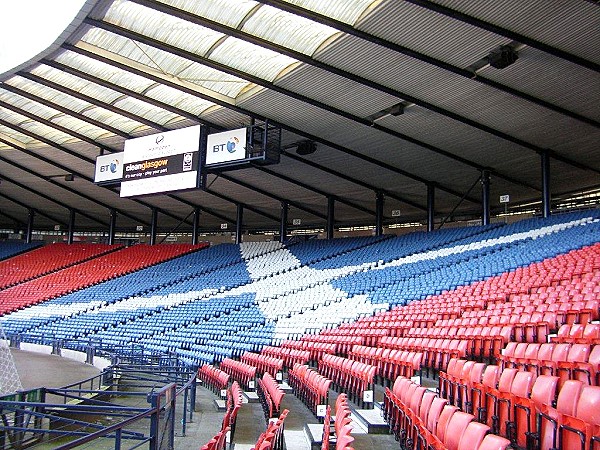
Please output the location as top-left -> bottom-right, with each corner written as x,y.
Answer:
347,345 -> 422,384
439,358 -> 600,449
241,351 -> 284,379
257,373 -> 285,420
260,346 -> 311,370
499,342 -> 600,386
197,364 -> 230,394
325,393 -> 354,450
201,381 -> 243,450
318,355 -> 376,409
280,341 -> 337,362
553,323 -> 600,344
219,358 -> 257,391
383,376 -> 511,450
251,409 -> 289,450
287,364 -> 332,418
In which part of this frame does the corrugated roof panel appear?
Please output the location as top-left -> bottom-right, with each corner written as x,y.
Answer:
0,126 -> 39,148
145,84 -> 217,116
478,47 -> 600,121
6,73 -> 106,114
282,0 -> 378,25
80,107 -> 149,135
159,0 -> 259,29
112,96 -> 182,126
242,4 -> 339,56
75,29 -> 250,98
209,36 -> 298,83
54,49 -> 156,95
316,34 -> 599,157
275,63 -> 400,118
356,0 -> 510,67
432,0 -> 600,63
0,107 -> 74,145
0,89 -> 112,141
103,0 -> 225,58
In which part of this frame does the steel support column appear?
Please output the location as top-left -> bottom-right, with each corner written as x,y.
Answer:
150,208 -> 158,245
192,207 -> 201,245
541,150 -> 552,218
108,210 -> 117,245
26,209 -> 34,243
280,201 -> 288,243
236,204 -> 243,245
326,197 -> 335,240
427,184 -> 435,232
67,209 -> 76,244
375,191 -> 384,236
481,170 -> 491,226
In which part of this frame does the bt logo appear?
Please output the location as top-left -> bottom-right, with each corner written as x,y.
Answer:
213,137 -> 240,153
100,159 -> 120,174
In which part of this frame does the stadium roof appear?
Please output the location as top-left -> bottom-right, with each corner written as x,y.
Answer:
0,0 -> 598,234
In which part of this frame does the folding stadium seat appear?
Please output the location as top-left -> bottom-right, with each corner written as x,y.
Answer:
443,411 -> 474,450
508,375 -> 558,448
472,365 -> 501,421
435,404 -> 460,445
536,379 -> 584,450
527,343 -> 556,375
555,344 -> 591,386
480,368 -> 519,433
558,385 -> 600,450
573,345 -> 600,386
457,421 -> 491,450
476,433 -> 512,450
494,370 -> 537,438
457,362 -> 486,415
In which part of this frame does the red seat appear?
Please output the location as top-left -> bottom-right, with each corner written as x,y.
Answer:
476,434 -> 512,450
435,404 -> 460,443
444,411 -> 474,450
457,421 -> 491,450
481,368 -> 518,429
536,380 -> 584,450
559,385 -> 600,450
511,375 -> 559,449
472,365 -> 501,421
573,344 -> 600,385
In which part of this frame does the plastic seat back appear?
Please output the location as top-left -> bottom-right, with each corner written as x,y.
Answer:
444,411 -> 474,450
457,421 -> 490,450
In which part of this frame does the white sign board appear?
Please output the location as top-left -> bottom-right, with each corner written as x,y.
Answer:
206,128 -> 247,166
94,152 -> 124,184
292,218 -> 302,226
500,194 -> 510,203
120,126 -> 200,197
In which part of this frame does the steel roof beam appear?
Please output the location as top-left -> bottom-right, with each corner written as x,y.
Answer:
280,150 -> 430,211
0,192 -> 66,226
0,173 -> 107,226
64,41 -> 512,199
251,0 -> 598,129
404,0 -> 600,73
218,173 -> 328,220
203,188 -> 280,223
0,120 -> 188,224
86,18 -> 560,187
255,166 -> 376,216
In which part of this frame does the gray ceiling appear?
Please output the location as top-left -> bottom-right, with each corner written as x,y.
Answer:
0,0 -> 598,234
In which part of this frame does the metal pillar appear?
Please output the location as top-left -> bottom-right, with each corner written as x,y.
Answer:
481,170 -> 491,226
427,183 -> 435,232
150,208 -> 158,245
67,209 -> 75,244
375,191 -> 384,236
541,150 -> 551,218
236,204 -> 243,245
279,201 -> 288,243
326,196 -> 335,240
26,209 -> 34,243
192,207 -> 201,245
108,209 -> 117,245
